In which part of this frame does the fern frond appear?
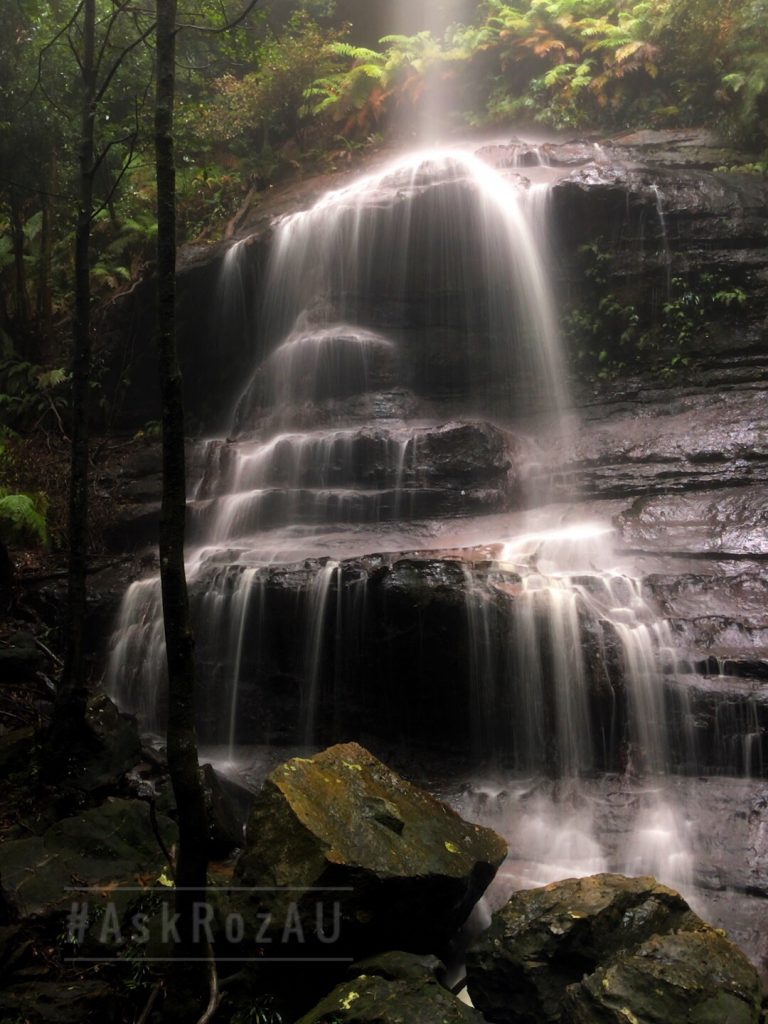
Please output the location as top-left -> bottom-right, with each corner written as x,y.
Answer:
0,492 -> 47,546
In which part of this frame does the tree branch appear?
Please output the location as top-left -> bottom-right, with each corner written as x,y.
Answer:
90,122 -> 140,220
176,0 -> 259,35
31,2 -> 86,112
95,16 -> 156,103
196,944 -> 222,1024
94,0 -> 131,79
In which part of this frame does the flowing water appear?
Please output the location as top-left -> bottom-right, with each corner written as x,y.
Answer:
650,182 -> 672,299
106,141 -> 765,965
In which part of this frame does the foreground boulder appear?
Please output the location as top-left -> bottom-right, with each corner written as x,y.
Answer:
297,951 -> 486,1023
565,929 -> 762,1024
0,979 -> 117,1024
233,742 -> 507,956
0,797 -> 176,919
466,873 -> 762,1024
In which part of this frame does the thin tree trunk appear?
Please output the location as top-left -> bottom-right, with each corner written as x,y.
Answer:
36,192 -> 50,328
36,155 -> 56,352
155,0 -> 209,948
9,191 -> 30,339
54,0 -> 96,749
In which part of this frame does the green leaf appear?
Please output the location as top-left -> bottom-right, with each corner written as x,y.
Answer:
0,492 -> 47,546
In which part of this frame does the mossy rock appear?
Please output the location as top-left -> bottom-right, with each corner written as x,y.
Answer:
297,951 -> 486,1024
233,742 -> 507,958
564,929 -> 762,1024
0,797 -> 176,919
466,873 -> 744,1024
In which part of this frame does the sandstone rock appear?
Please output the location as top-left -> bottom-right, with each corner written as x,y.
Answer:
466,873 -> 708,1023
616,486 -> 768,557
0,797 -> 175,919
233,742 -> 507,956
564,928 -> 762,1024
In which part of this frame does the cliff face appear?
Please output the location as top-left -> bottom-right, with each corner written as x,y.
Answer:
97,131 -> 768,760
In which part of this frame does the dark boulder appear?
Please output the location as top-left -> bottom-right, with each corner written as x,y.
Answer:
297,950 -> 486,1024
0,980 -> 118,1024
0,797 -> 176,919
0,727 -> 36,777
233,742 -> 507,957
564,928 -> 762,1024
0,632 -> 48,682
59,694 -> 143,793
466,873 -> 710,1024
201,762 -> 246,858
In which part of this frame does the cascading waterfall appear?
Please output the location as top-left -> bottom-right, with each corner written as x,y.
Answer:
106,140 -> 763,948
108,147 -> 571,741
460,521 -> 692,776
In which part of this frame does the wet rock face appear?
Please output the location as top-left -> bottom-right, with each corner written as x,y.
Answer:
565,389 -> 768,502
185,421 -> 522,546
616,486 -> 768,557
465,873 -> 762,1024
552,160 -> 768,266
233,742 -> 507,957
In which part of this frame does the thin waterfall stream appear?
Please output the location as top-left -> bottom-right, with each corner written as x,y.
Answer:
105,141 -> 765,967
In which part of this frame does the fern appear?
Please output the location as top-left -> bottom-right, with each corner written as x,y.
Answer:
0,491 -> 47,546
328,42 -> 384,63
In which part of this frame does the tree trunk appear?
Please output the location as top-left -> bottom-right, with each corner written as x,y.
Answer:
53,0 -> 96,751
9,190 -> 30,341
155,0 -> 209,947
0,538 -> 13,613
36,155 -> 56,353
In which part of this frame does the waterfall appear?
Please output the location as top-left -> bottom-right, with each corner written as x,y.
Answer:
459,520 -> 692,777
107,147 -> 572,738
650,182 -> 672,300
302,560 -> 340,746
237,149 -> 567,426
106,134 -> 762,904
91,115 -> 768,979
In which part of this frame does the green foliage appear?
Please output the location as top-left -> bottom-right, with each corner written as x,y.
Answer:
310,27 -> 471,136
451,0 -> 663,129
0,1 -> 282,357
0,358 -> 70,432
0,491 -> 47,546
1,0 -> 765,382
294,0 -> 768,145
134,420 -> 162,442
199,15 -> 346,152
565,240 -> 748,379
231,996 -> 283,1024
